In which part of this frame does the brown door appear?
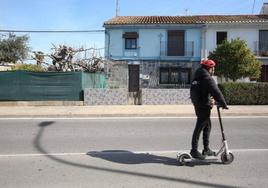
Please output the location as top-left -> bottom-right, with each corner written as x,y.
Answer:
168,30 -> 185,56
128,65 -> 140,92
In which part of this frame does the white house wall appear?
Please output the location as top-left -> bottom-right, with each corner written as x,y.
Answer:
108,29 -> 123,57
186,29 -> 202,58
228,29 -> 258,50
139,29 -> 165,57
205,25 -> 261,56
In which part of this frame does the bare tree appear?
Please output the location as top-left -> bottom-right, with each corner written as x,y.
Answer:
32,51 -> 45,66
32,44 -> 105,72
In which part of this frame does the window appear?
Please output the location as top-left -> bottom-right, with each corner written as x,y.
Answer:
170,71 -> 179,83
123,32 -> 138,50
167,30 -> 185,56
259,30 -> 268,56
160,69 -> 169,83
125,38 -> 137,49
181,70 -> 190,84
159,68 -> 190,84
217,32 -> 227,45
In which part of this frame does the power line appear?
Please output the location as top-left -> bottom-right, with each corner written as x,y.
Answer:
252,0 -> 256,14
0,29 -> 105,33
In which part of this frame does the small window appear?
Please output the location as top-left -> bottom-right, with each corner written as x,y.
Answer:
217,32 -> 227,45
125,38 -> 137,49
159,68 -> 190,84
123,32 -> 138,50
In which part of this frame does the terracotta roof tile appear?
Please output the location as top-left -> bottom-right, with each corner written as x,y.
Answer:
104,15 -> 268,25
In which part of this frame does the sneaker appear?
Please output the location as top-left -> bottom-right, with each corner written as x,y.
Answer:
202,149 -> 216,156
190,149 -> 205,160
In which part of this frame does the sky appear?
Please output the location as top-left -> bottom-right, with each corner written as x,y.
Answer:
0,0 -> 267,61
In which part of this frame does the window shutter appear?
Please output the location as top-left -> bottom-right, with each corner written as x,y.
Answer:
123,32 -> 139,38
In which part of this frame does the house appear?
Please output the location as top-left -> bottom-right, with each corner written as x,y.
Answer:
104,16 -> 203,91
103,3 -> 268,92
203,3 -> 268,82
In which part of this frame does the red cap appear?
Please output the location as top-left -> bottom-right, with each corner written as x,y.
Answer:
200,59 -> 216,68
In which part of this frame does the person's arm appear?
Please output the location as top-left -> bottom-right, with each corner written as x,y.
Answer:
206,77 -> 228,109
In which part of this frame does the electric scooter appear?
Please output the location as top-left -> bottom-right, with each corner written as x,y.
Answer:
177,106 -> 234,165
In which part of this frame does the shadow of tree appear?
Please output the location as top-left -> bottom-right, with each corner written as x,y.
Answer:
33,121 -> 239,188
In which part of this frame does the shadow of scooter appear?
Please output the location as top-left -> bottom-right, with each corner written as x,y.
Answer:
87,150 -> 179,166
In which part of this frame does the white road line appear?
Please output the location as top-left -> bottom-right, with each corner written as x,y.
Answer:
1,149 -> 268,157
0,153 -> 86,157
232,148 -> 268,152
0,116 -> 268,120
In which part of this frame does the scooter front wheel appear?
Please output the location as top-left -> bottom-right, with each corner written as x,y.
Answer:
177,153 -> 191,166
221,152 -> 234,164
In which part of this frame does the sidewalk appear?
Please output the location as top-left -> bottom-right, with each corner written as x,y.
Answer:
0,105 -> 267,117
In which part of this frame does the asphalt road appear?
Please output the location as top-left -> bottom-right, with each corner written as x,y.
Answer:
0,117 -> 268,188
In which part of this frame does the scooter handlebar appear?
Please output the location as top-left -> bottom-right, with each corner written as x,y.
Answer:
217,105 -> 229,110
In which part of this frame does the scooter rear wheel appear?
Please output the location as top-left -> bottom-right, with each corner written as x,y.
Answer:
221,152 -> 234,164
177,153 -> 191,166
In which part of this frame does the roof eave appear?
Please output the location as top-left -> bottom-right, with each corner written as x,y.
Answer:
103,23 -> 206,29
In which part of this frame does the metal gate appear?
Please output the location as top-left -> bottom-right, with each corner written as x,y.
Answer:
128,65 -> 140,92
128,65 -> 140,104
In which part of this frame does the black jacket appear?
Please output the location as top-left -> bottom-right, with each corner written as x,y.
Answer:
191,67 -> 228,109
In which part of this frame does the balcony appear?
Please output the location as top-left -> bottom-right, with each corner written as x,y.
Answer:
160,41 -> 194,58
254,41 -> 268,57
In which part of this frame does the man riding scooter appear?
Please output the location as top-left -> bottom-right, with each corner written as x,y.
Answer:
190,59 -> 229,160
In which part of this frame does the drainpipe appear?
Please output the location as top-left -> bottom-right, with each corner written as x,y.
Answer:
104,29 -> 111,78
105,29 -> 111,60
158,33 -> 163,60
201,25 -> 208,60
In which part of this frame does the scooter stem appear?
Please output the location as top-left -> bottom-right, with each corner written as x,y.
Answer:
217,106 -> 226,141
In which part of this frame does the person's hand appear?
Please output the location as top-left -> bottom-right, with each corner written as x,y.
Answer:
222,106 -> 229,110
209,97 -> 215,107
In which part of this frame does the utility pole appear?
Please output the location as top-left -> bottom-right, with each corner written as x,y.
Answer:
116,0 -> 119,17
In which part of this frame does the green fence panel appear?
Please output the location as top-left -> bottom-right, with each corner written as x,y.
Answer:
0,71 -> 107,101
0,71 -> 19,100
0,71 -> 82,101
82,72 -> 107,89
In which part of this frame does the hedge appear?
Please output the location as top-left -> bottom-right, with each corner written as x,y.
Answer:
218,82 -> 268,105
11,64 -> 45,72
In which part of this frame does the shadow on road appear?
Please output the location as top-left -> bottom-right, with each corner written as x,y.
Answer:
87,150 -> 223,167
87,150 -> 177,166
33,121 -> 239,188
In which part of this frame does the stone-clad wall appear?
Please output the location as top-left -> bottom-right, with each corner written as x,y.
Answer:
84,88 -> 128,105
106,61 -> 128,89
84,88 -> 191,105
140,61 -> 194,88
141,89 -> 191,105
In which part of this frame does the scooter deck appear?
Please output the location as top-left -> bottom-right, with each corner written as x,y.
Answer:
189,156 -> 218,162
176,153 -> 219,163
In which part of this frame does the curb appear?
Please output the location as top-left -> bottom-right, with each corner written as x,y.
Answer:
0,101 -> 84,106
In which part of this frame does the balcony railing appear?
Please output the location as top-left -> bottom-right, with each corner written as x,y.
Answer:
160,41 -> 194,57
254,41 -> 268,57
